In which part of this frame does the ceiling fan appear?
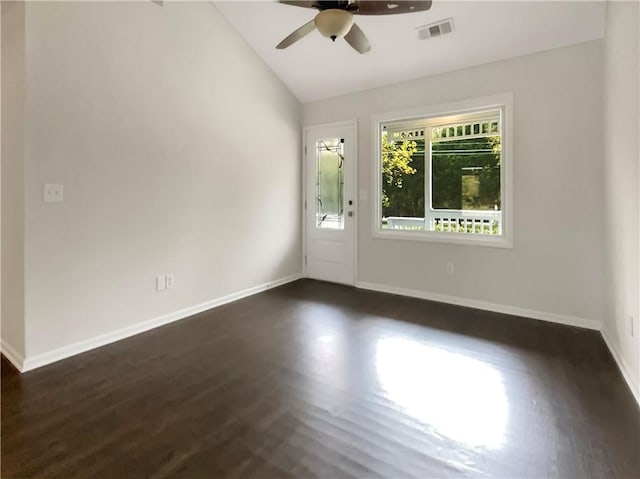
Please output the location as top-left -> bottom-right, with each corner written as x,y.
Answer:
276,1 -> 433,54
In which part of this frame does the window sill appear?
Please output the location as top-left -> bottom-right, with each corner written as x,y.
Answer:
372,229 -> 513,248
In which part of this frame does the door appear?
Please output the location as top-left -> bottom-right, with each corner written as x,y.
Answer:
305,122 -> 356,285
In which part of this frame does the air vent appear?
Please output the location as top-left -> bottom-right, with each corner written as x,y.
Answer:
417,18 -> 454,40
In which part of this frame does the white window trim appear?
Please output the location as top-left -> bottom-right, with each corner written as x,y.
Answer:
371,93 -> 514,248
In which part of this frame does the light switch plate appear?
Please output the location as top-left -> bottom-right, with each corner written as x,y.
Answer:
44,184 -> 64,202
156,275 -> 166,292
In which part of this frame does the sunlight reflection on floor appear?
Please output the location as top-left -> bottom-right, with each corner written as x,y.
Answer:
376,336 -> 509,449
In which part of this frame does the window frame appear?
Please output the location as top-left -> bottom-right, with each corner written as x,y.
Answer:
371,93 -> 514,248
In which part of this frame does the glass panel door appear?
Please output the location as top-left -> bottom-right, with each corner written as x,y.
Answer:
305,122 -> 355,286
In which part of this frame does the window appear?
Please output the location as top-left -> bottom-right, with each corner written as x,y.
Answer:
373,95 -> 513,247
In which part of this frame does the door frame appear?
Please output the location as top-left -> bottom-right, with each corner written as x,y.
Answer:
302,119 -> 358,285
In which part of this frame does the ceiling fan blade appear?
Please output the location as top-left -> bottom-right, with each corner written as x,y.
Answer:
278,1 -> 318,9
276,20 -> 317,49
344,23 -> 371,54
350,0 -> 432,15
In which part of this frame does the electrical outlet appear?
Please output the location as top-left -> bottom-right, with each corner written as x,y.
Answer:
446,262 -> 454,276
156,275 -> 166,292
44,183 -> 64,202
165,274 -> 174,289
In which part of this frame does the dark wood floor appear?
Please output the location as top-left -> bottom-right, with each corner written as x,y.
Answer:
2,280 -> 639,478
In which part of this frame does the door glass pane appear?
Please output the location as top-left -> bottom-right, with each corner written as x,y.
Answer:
316,138 -> 344,229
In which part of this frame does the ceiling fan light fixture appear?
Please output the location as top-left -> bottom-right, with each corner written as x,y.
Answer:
314,9 -> 354,41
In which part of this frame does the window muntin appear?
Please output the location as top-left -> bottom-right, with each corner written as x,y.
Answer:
379,108 -> 504,239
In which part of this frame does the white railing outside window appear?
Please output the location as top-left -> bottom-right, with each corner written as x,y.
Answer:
386,209 -> 502,235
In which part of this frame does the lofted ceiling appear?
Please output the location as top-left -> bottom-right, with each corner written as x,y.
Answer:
214,1 -> 606,103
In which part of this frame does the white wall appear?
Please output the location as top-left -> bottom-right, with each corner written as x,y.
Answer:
603,1 -> 639,398
21,1 -> 302,359
304,41 -> 605,327
1,1 -> 26,360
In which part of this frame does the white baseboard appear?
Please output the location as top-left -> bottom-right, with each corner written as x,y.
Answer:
0,339 -> 25,371
601,329 -> 640,407
356,281 -> 602,331
21,273 -> 303,372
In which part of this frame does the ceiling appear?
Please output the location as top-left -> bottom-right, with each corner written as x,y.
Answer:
215,1 -> 605,103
